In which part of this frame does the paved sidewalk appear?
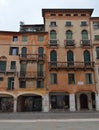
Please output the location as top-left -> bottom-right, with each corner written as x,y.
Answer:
0,111 -> 99,120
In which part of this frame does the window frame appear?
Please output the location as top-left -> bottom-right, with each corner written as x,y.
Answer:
50,73 -> 57,84
68,73 -> 75,84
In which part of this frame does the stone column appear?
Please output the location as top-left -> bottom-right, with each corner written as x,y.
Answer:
42,94 -> 49,112
70,94 -> 76,111
95,94 -> 99,111
14,97 -> 17,112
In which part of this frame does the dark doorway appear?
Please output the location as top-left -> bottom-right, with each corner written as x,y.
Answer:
80,94 -> 88,109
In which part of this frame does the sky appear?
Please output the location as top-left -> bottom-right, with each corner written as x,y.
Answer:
0,0 -> 99,31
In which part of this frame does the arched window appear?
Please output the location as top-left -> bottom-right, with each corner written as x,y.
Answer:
50,30 -> 57,39
50,50 -> 57,62
96,47 -> 99,59
84,50 -> 90,65
66,30 -> 72,40
67,50 -> 74,66
21,47 -> 27,57
38,47 -> 44,58
82,30 -> 88,40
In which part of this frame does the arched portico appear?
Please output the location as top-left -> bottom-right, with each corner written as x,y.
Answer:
17,92 -> 43,112
76,91 -> 96,111
0,93 -> 14,112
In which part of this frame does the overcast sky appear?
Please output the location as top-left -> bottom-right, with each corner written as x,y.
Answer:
0,0 -> 99,31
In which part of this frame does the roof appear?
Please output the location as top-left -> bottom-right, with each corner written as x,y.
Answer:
42,8 -> 94,17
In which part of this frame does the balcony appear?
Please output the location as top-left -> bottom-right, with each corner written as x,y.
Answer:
19,54 -> 45,62
48,40 -> 59,48
19,71 -> 44,79
64,40 -> 75,48
48,61 -> 94,70
81,40 -> 92,48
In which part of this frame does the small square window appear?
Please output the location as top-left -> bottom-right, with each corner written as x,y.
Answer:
95,35 -> 99,40
66,21 -> 72,26
93,22 -> 99,29
9,47 -> 19,55
22,36 -> 27,42
13,36 -> 18,42
81,21 -> 87,26
0,77 -> 4,81
50,22 -> 57,27
38,36 -> 44,42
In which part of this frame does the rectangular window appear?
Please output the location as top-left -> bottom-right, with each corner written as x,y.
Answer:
9,47 -> 19,55
81,14 -> 86,16
50,14 -> 56,16
86,73 -> 92,84
50,22 -> 56,27
0,61 -> 6,72
81,21 -> 87,26
68,73 -> 75,84
50,73 -> 57,84
19,81 -> 26,88
74,14 -> 78,16
58,14 -> 63,16
10,61 -> 16,70
66,21 -> 72,26
37,80 -> 44,88
95,35 -> 99,40
66,14 -> 71,16
0,77 -> 4,81
93,22 -> 99,29
38,36 -> 44,42
13,36 -> 18,42
22,35 -> 27,42
8,77 -> 14,90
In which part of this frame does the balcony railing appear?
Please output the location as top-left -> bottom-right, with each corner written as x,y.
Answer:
48,40 -> 59,48
81,40 -> 91,47
19,71 -> 44,79
64,40 -> 75,48
49,61 -> 94,70
19,54 -> 45,62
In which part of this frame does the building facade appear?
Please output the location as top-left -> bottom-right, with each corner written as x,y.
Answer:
0,8 -> 99,112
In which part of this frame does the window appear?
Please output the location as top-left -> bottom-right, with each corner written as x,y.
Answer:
67,50 -> 74,63
8,77 -> 14,90
68,73 -> 75,84
50,50 -> 57,62
84,50 -> 90,63
58,14 -> 63,16
50,30 -> 57,39
38,36 -> 44,42
9,47 -> 19,55
10,61 -> 16,70
66,30 -> 72,40
81,14 -> 86,16
22,35 -> 27,42
96,47 -> 99,59
81,21 -> 87,26
19,81 -> 26,88
37,80 -> 44,88
50,73 -> 57,84
93,22 -> 99,29
95,35 -> 99,40
66,14 -> 71,16
0,77 -> 3,81
66,21 -> 72,26
50,22 -> 57,27
74,14 -> 78,16
13,36 -> 18,42
82,30 -> 88,40
86,73 -> 92,84
21,47 -> 27,57
37,63 -> 43,76
50,14 -> 56,16
0,61 -> 6,72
